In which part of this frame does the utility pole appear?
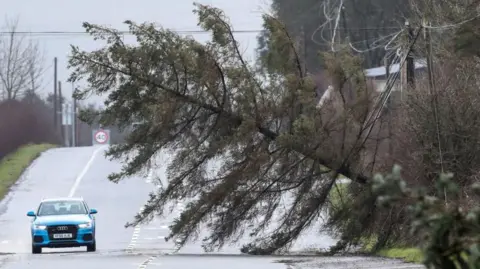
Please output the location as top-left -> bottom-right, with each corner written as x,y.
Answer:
341,5 -> 348,42
385,56 -> 391,107
424,20 -> 445,203
385,56 -> 394,158
424,21 -> 434,90
300,25 -> 307,73
406,21 -> 415,89
72,83 -> 77,147
53,57 -> 57,129
59,81 -> 64,142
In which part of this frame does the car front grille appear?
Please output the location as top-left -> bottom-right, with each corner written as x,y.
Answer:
47,225 -> 78,240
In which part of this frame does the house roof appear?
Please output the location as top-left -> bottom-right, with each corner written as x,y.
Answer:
365,58 -> 427,77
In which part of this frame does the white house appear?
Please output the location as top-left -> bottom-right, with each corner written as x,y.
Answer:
365,58 -> 427,93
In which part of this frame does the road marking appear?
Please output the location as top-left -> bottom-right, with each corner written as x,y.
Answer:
127,167 -> 154,253
68,146 -> 107,197
126,225 -> 141,253
138,256 -> 156,269
1,240 -> 7,244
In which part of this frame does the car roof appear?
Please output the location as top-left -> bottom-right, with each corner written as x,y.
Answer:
41,197 -> 85,203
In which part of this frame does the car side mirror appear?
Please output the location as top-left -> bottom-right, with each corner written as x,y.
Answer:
27,211 -> 36,217
89,209 -> 98,214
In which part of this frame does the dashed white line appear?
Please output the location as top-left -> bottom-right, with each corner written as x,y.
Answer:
127,167 -> 153,253
68,146 -> 107,197
126,225 -> 141,253
138,256 -> 156,269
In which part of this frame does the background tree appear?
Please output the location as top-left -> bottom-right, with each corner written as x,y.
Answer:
0,17 -> 46,100
45,92 -> 65,108
257,0 -> 410,72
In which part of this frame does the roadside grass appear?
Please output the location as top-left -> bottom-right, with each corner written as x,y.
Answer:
0,144 -> 56,201
376,247 -> 424,263
327,180 -> 424,264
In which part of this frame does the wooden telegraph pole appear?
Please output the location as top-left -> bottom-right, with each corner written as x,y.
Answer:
53,57 -> 57,128
406,21 -> 415,89
59,81 -> 64,143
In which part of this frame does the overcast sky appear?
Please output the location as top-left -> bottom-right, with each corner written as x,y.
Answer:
1,0 -> 270,105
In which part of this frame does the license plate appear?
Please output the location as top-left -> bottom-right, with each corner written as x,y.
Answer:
53,233 -> 73,239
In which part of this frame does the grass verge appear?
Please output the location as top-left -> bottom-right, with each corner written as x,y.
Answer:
376,247 -> 423,263
0,143 -> 56,201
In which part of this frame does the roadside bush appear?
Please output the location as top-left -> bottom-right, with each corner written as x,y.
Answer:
0,96 -> 61,159
373,164 -> 480,269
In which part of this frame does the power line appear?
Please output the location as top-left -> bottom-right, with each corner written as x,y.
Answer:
0,27 -> 404,36
0,30 -> 260,35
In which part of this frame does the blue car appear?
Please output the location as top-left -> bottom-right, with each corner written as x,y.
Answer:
27,197 -> 97,254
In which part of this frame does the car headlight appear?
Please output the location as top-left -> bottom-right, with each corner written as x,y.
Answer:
78,222 -> 92,229
34,224 -> 47,230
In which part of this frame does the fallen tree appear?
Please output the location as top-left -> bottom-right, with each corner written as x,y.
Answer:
68,3 -> 394,253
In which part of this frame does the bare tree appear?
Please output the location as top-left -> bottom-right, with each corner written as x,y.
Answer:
0,17 -> 46,100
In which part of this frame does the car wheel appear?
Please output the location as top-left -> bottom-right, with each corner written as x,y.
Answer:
32,245 -> 42,254
87,240 -> 96,252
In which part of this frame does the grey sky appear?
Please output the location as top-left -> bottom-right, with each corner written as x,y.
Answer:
2,0 -> 270,106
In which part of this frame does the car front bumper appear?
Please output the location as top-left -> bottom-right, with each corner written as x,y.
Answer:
32,227 -> 95,248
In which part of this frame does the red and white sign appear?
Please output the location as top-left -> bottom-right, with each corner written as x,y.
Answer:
94,130 -> 109,144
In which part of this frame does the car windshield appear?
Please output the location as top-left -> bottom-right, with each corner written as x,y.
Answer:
37,200 -> 87,216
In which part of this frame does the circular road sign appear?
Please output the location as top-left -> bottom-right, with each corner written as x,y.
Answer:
94,130 -> 109,144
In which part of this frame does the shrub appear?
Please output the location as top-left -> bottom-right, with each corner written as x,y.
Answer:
373,165 -> 480,269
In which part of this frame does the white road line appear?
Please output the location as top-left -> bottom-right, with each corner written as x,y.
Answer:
126,216 -> 142,253
68,146 -> 107,197
138,256 -> 156,269
127,167 -> 154,253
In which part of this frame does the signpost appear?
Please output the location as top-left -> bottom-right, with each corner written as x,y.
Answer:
92,129 -> 110,145
61,102 -> 73,147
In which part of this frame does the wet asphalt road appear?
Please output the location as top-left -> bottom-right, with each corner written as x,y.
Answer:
0,146 -> 424,268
